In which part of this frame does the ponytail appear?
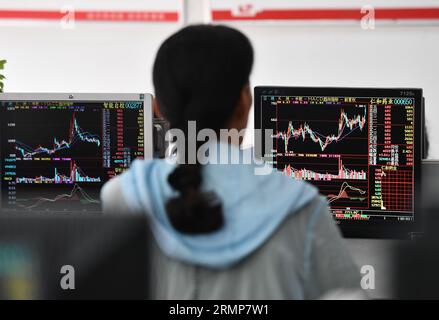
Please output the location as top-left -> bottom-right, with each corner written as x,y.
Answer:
166,164 -> 223,234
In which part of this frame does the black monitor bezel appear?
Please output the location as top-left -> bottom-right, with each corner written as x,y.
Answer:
254,86 -> 423,239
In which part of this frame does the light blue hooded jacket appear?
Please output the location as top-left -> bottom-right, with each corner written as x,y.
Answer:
101,143 -> 362,298
115,143 -> 319,269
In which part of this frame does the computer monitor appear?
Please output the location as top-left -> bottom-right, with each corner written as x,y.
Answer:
0,213 -> 150,299
254,87 -> 423,238
0,93 -> 153,213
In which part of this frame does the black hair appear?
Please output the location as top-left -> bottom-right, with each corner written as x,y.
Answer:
153,25 -> 254,234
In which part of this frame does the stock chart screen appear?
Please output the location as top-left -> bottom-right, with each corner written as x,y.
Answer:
256,87 -> 421,226
0,100 -> 144,212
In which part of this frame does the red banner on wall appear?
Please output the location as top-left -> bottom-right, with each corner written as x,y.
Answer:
0,0 -> 183,23
209,0 -> 439,22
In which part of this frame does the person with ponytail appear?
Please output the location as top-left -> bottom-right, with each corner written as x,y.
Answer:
101,25 -> 362,299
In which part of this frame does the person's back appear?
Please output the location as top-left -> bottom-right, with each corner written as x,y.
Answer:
103,168 -> 360,299
101,25 -> 361,299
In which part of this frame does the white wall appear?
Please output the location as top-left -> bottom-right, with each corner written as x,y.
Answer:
0,0 -> 200,95
0,23 -> 177,93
